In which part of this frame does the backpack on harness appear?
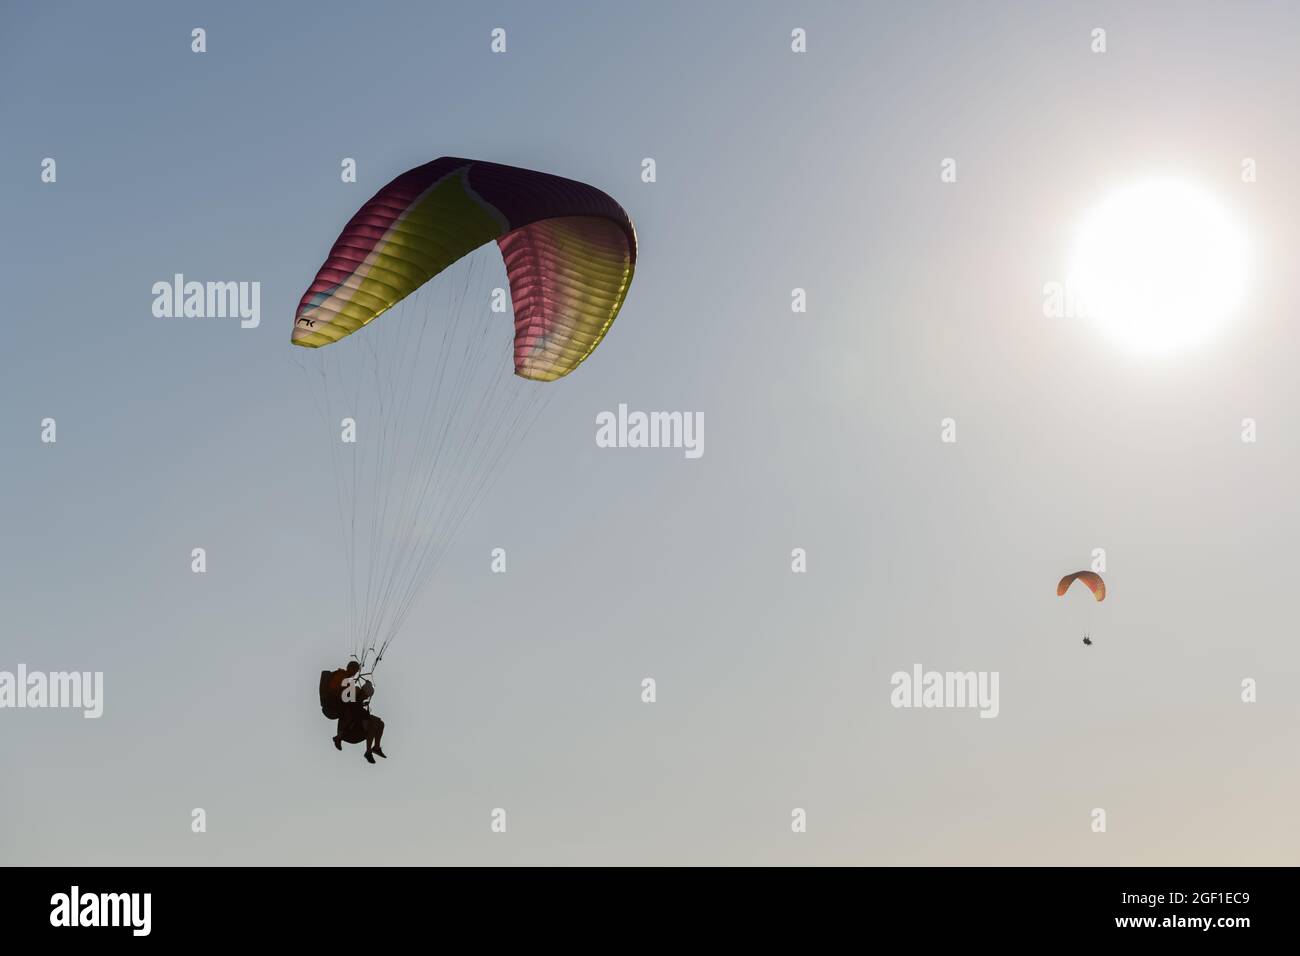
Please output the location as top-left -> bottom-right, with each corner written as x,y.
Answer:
319,670 -> 344,720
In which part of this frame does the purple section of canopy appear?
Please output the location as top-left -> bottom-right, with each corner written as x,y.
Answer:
298,157 -> 637,309
455,158 -> 638,261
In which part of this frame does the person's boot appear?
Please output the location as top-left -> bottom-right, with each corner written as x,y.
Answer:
364,750 -> 376,764
333,736 -> 342,751
373,747 -> 387,759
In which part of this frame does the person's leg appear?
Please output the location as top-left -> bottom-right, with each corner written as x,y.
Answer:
333,718 -> 344,750
363,716 -> 377,762
371,718 -> 386,758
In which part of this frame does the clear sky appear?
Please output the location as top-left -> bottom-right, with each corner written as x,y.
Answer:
3,0 -> 1298,865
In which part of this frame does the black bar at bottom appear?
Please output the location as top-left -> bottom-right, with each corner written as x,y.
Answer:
4,866 -> 1281,940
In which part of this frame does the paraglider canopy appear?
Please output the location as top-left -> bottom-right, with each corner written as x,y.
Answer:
292,156 -> 637,382
1057,570 -> 1105,602
293,156 -> 637,673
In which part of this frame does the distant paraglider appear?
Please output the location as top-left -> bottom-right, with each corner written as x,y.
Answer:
1057,570 -> 1105,602
1058,570 -> 1104,649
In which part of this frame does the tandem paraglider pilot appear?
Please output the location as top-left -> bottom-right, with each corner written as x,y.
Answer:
320,661 -> 387,764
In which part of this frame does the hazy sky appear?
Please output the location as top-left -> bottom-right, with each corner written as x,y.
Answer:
3,0 -> 1299,865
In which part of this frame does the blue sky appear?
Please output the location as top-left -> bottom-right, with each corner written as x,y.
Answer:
2,1 -> 1298,864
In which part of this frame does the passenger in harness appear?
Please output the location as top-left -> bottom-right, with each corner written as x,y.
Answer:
321,661 -> 387,764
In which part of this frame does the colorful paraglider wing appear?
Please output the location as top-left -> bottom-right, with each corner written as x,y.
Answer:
1056,571 -> 1105,601
292,157 -> 636,382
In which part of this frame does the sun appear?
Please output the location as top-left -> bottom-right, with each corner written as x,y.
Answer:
1068,179 -> 1248,355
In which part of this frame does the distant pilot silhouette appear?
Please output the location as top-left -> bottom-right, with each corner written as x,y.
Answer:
1082,634 -> 1093,646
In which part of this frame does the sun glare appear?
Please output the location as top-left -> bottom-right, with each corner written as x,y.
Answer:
1068,179 -> 1247,355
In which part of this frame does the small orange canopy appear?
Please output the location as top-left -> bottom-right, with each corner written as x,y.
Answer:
1057,570 -> 1105,601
